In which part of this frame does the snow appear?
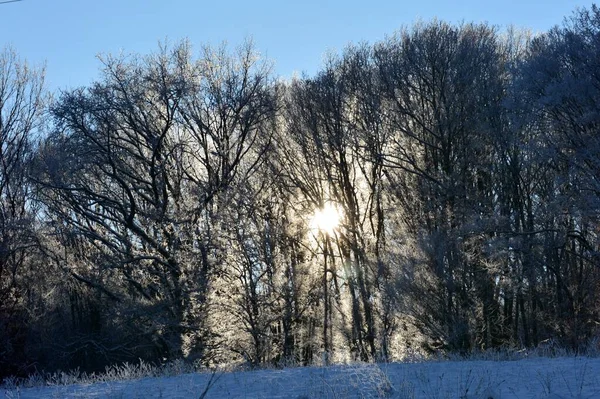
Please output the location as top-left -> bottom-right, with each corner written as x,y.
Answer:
3,357 -> 600,398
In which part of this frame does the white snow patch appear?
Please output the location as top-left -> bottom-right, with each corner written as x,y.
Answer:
2,357 -> 600,398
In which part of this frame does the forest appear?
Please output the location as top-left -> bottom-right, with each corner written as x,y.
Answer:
2,4 -> 600,379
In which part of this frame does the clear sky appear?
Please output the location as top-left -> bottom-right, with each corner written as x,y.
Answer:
0,0 -> 594,92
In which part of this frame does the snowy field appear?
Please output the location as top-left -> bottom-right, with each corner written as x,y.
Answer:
2,357 -> 600,398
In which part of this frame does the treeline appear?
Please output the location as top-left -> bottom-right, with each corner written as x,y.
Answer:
2,5 -> 600,378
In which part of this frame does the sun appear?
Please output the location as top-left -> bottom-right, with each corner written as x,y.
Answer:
310,203 -> 342,235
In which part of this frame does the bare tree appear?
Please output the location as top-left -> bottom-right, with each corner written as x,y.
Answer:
375,22 -> 508,352
36,40 -> 276,363
513,5 -> 600,348
0,46 -> 46,377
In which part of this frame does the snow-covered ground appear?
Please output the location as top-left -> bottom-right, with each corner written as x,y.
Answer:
3,357 -> 600,398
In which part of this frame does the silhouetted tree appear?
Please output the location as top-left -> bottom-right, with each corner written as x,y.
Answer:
0,46 -> 46,378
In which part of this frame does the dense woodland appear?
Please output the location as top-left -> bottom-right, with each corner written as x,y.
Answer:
2,4 -> 600,378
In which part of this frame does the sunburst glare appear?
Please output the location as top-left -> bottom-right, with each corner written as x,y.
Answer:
310,203 -> 342,235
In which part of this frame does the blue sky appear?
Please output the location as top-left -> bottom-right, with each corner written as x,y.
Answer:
0,0 -> 593,92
